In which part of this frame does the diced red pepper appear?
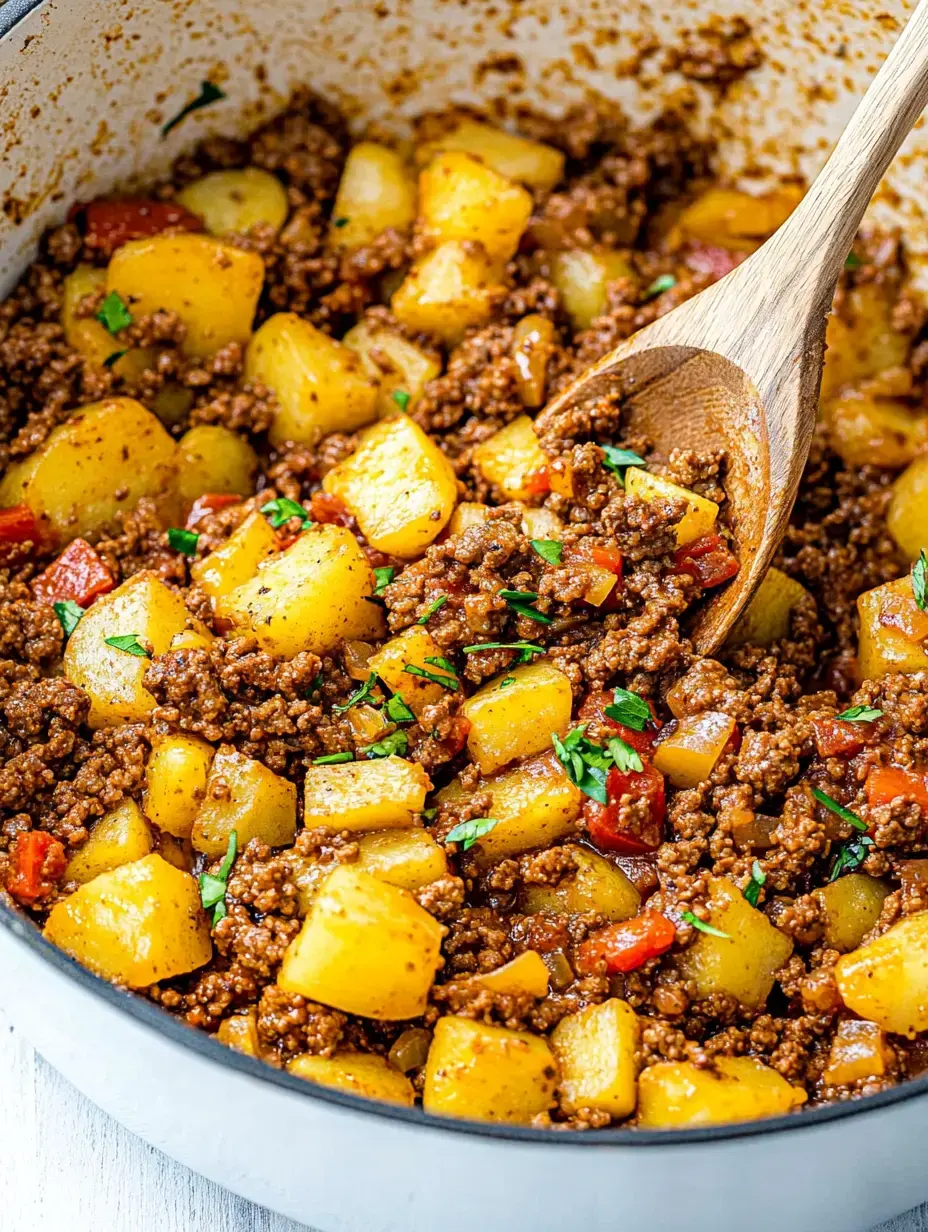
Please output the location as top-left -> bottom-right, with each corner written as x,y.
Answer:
673,533 -> 740,588
186,493 -> 242,529
521,468 -> 551,496
585,762 -> 666,855
310,490 -> 355,528
6,830 -> 67,903
577,909 -> 676,975
74,197 -> 204,257
813,718 -> 868,759
724,724 -> 743,756
865,765 -> 928,812
566,543 -> 624,610
0,504 -> 41,545
587,544 -> 623,575
32,538 -> 114,607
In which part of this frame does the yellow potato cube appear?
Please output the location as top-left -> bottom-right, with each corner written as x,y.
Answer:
675,187 -> 802,251
462,660 -> 573,775
61,265 -> 152,376
190,511 -> 278,602
175,167 -> 289,236
473,415 -> 550,502
812,873 -> 890,952
170,628 -> 214,651
288,1051 -> 415,1106
342,320 -> 441,416
323,415 -> 457,558
551,998 -> 640,1117
888,454 -> 928,560
823,393 -> 928,470
175,424 -> 258,506
217,1009 -> 263,1058
245,312 -> 379,448
143,733 -> 214,839
106,233 -> 264,358
834,910 -> 928,1035
727,566 -> 811,648
329,142 -> 417,251
216,525 -> 377,658
822,280 -> 911,400
355,828 -> 448,891
63,571 -> 192,728
823,1019 -> 893,1087
477,951 -> 550,998
423,1016 -> 558,1123
278,865 -> 444,1019
303,756 -> 431,833
419,152 -> 532,263
416,117 -> 564,191
192,746 -> 297,856
520,844 -> 640,921
0,398 -> 176,543
624,467 -> 719,547
44,853 -> 211,987
857,577 -> 928,680
677,875 -> 794,1009
391,241 -> 501,344
368,626 -> 448,716
65,799 -> 153,885
637,1057 -> 806,1129
520,506 -> 564,539
549,249 -> 635,331
512,314 -> 557,408
652,711 -> 736,789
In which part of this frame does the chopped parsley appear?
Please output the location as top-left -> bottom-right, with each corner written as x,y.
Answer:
391,390 -> 411,411
96,291 -> 132,334
530,538 -> 563,566
829,833 -> 874,881
601,445 -> 647,485
421,807 -> 438,822
333,216 -> 350,228
53,600 -> 84,639
844,252 -> 862,270
333,672 -> 378,712
606,736 -> 643,774
810,786 -> 868,832
167,527 -> 199,557
199,830 -> 238,925
417,594 -> 448,624
104,633 -> 151,658
551,726 -> 614,804
260,497 -> 313,530
500,588 -> 552,625
913,549 -> 928,612
604,687 -> 652,732
162,80 -> 226,137
682,910 -> 730,939
834,704 -> 883,723
445,817 -> 501,852
643,273 -> 676,300
102,349 -> 127,369
425,655 -> 456,673
364,729 -> 409,758
404,663 -> 459,691
743,860 -> 766,907
461,640 -> 544,663
384,694 -> 415,724
313,751 -> 355,765
373,566 -> 395,596
499,676 -> 516,689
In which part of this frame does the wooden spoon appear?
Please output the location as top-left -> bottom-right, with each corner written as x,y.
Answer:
537,0 -> 928,654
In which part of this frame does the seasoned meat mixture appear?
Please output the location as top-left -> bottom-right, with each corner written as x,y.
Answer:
2,88 -> 928,1130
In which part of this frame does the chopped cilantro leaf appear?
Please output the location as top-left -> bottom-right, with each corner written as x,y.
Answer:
260,497 -> 313,530
811,786 -> 867,832
422,807 -> 438,822
643,273 -> 676,300
392,390 -> 411,411
682,910 -> 730,939
834,705 -> 883,723
416,594 -> 448,624
606,736 -> 643,774
199,829 -> 237,924
461,641 -> 544,663
445,817 -> 500,852
104,633 -> 151,658
364,729 -> 409,758
425,655 -> 456,674
102,349 -> 127,369
914,549 -> 928,612
333,672 -> 378,712
384,694 -> 415,724
373,566 -> 395,595
500,588 -> 552,625
333,216 -> 350,228
313,751 -> 355,765
743,860 -> 766,907
167,527 -> 199,557
829,833 -> 874,880
844,252 -> 862,270
404,663 -> 459,691
53,600 -> 84,639
604,687 -> 652,732
601,445 -> 647,485
499,676 -> 516,689
162,80 -> 226,137
551,726 -> 612,804
96,291 -> 132,334
531,538 -> 563,566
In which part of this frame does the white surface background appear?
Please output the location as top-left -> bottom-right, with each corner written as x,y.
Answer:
0,1006 -> 924,1232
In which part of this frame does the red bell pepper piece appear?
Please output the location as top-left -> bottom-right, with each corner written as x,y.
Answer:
185,493 -> 242,529
310,491 -> 354,528
585,762 -> 666,855
866,765 -> 928,812
75,197 -> 203,257
521,468 -> 551,496
674,533 -> 740,588
813,718 -> 868,759
6,830 -> 67,903
578,909 -> 677,974
0,504 -> 41,544
32,538 -> 114,607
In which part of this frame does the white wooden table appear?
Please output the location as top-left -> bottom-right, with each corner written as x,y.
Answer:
0,1006 -> 924,1232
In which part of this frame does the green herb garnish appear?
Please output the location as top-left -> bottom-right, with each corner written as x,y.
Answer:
445,817 -> 501,852
333,216 -> 350,228
606,736 -> 643,774
811,786 -> 868,832
53,600 -> 84,639
364,729 -> 409,758
834,705 -> 883,723
372,566 -> 395,596
604,687 -> 652,732
162,80 -> 226,137
104,633 -> 151,658
601,445 -> 647,485
530,539 -> 563,566
96,291 -> 133,334
260,497 -> 313,530
167,527 -> 199,557
844,252 -> 862,270
422,807 -> 438,822
500,588 -> 552,625
461,640 -> 544,663
384,694 -> 415,724
551,726 -> 614,804
404,663 -> 459,691
102,349 -> 127,369
643,273 -> 676,300
333,672 -> 378,713
313,751 -> 355,765
391,390 -> 411,411
682,910 -> 730,939
425,655 -> 456,673
829,833 -> 874,881
743,860 -> 766,907
417,595 -> 448,624
913,549 -> 927,612
199,829 -> 238,925
499,676 -> 516,689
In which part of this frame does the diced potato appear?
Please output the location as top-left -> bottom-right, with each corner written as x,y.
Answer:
329,142 -> 417,251
170,628 -> 214,651
323,415 -> 457,558
822,392 -> 928,470
551,998 -> 640,1117
888,454 -> 928,560
0,398 -> 176,543
245,312 -> 379,448
342,320 -> 441,416
727,566 -> 810,648
512,314 -> 556,408
677,875 -> 794,1008
834,910 -> 928,1035
65,799 -> 153,885
368,626 -> 448,716
355,828 -> 448,891
419,152 -> 532,263
151,384 -> 195,427
520,844 -> 641,921
857,577 -> 928,680
175,425 -> 258,507
143,735 -> 215,840
190,511 -> 278,602
288,1051 -> 415,1106
822,280 -> 911,400
416,117 -> 565,191
624,467 -> 718,546
216,525 -> 378,658
278,865 -> 444,1019
549,249 -> 635,331
520,506 -> 564,539
63,571 -> 193,727
106,234 -> 264,358
192,746 -> 297,856
158,834 -> 193,872
423,1016 -> 558,1123
438,751 -> 582,867
217,1009 -> 262,1058
812,873 -> 890,952
175,167 -> 289,236
652,711 -> 735,789
345,703 -> 388,743
391,241 -> 501,344
61,264 -> 152,376
449,502 -> 490,536
473,415 -> 550,502
462,660 -> 573,775
477,951 -> 550,998
823,1019 -> 893,1086
303,756 -> 431,833
637,1057 -> 806,1128
675,186 -> 803,251
44,854 -> 211,987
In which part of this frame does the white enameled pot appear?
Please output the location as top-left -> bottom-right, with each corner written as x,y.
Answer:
2,2 -> 928,1229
